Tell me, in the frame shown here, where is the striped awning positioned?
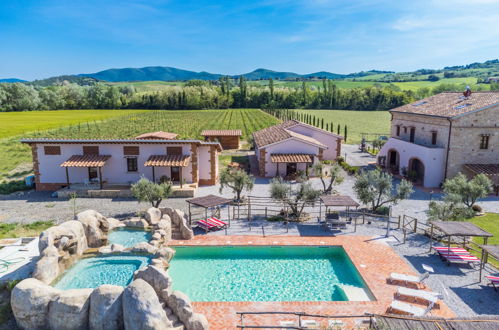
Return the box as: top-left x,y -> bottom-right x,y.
144,155 -> 190,167
464,164 -> 499,176
270,153 -> 314,163
61,155 -> 111,167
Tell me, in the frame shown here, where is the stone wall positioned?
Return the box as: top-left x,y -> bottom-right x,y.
391,112 -> 451,148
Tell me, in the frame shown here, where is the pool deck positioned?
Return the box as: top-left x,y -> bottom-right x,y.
170,235 -> 455,329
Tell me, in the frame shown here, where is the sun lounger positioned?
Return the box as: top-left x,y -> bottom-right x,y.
396,287 -> 442,305
486,275 -> 499,291
388,272 -> 429,287
389,300 -> 434,316
206,217 -> 228,229
301,319 -> 318,328
433,246 -> 469,254
196,219 -> 218,232
442,253 -> 480,265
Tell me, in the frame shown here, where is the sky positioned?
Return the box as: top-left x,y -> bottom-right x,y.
1,0 -> 499,80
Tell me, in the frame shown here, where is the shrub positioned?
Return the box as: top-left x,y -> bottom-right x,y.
131,177 -> 172,208
472,204 -> 483,213
0,180 -> 31,195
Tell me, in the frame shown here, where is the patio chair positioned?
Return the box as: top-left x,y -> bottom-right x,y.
388,300 -> 434,316
206,217 -> 228,229
486,275 -> 499,291
388,272 -> 429,288
396,287 -> 442,305
196,219 -> 218,232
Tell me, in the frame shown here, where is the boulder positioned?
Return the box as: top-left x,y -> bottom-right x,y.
152,232 -> 161,240
167,290 -> 194,325
131,242 -> 157,254
149,239 -> 161,247
89,285 -> 124,330
11,278 -> 61,330
134,265 -> 173,298
48,288 -> 93,330
39,220 -> 88,256
107,217 -> 125,230
157,217 -> 172,242
33,245 -> 61,284
155,247 -> 175,262
150,258 -> 169,270
124,218 -> 149,229
98,244 -> 124,254
187,313 -> 210,330
145,208 -> 162,225
122,279 -> 171,329
77,210 -> 110,248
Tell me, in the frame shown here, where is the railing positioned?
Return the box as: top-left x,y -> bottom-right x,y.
237,311 -> 374,329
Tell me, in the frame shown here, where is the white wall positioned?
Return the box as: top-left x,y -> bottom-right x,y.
378,138 -> 446,187
286,124 -> 340,160
263,139 -> 320,177
198,145 -> 211,181
36,143 -> 206,185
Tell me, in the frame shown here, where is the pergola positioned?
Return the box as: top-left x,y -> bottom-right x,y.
428,221 -> 493,268
186,194 -> 233,226
479,245 -> 499,282
60,154 -> 111,189
270,153 -> 314,177
319,195 -> 360,220
144,155 -> 190,187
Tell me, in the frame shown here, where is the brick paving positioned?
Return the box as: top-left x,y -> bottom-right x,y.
170,235 -> 455,329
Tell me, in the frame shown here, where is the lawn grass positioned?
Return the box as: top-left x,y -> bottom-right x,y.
470,213 -> 499,267
0,109 -> 279,184
296,109 -> 391,144
0,221 -> 54,239
0,109 -> 148,139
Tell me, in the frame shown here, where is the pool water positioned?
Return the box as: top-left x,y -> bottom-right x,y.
168,246 -> 371,302
108,228 -> 152,248
54,255 -> 151,290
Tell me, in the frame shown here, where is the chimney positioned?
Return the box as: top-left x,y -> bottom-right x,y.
463,86 -> 472,98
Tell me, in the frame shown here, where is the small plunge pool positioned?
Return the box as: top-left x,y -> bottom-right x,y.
54,254 -> 152,290
108,228 -> 152,248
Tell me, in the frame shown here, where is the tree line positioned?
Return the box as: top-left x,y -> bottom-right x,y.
1,77 -> 494,112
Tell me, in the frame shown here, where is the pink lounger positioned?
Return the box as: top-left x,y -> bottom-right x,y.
486,275 -> 499,291
206,217 -> 228,228
433,247 -> 469,254
442,254 -> 480,264
197,219 -> 218,232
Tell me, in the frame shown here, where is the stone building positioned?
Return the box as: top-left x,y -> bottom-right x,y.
378,92 -> 499,188
253,120 -> 343,177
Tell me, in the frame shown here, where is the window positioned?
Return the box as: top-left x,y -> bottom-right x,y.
83,146 -> 99,155
123,146 -> 139,155
126,157 -> 138,172
431,131 -> 437,145
480,135 -> 490,149
409,127 -> 415,143
396,125 -> 400,136
167,146 -> 182,155
44,146 -> 61,155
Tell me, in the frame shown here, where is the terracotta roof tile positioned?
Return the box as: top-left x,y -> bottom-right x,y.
135,131 -> 178,140
253,120 -> 333,148
391,92 -> 499,118
201,130 -> 242,136
60,155 -> 111,167
270,153 -> 314,163
144,155 -> 190,167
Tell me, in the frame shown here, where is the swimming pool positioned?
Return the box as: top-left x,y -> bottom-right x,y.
108,228 -> 152,248
168,246 -> 372,302
54,255 -> 151,290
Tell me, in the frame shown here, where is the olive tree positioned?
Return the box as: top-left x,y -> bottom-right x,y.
270,178 -> 321,220
443,173 -> 492,208
131,177 -> 172,208
219,168 -> 254,202
353,169 -> 413,212
314,162 -> 344,195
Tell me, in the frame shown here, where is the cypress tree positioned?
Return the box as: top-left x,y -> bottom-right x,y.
330,122 -> 334,132
337,124 -> 340,134
321,118 -> 324,129
344,125 -> 348,142
326,123 -> 329,131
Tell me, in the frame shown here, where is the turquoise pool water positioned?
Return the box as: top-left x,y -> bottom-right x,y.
168,246 -> 371,302
54,255 -> 151,290
108,228 -> 152,248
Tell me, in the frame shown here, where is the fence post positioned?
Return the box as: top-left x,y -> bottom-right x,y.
403,228 -> 407,244
362,211 -> 365,224
397,215 -> 401,229
286,221 -> 289,233
247,197 -> 251,221
414,218 -> 418,233
354,217 -> 357,232
265,207 -> 268,220
262,225 -> 265,237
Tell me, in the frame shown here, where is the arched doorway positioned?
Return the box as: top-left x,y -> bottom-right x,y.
408,158 -> 425,184
387,149 -> 399,173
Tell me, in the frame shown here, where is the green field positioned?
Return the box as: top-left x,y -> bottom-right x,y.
0,109 -> 148,139
0,109 -> 279,184
471,213 -> 499,267
296,109 -> 390,144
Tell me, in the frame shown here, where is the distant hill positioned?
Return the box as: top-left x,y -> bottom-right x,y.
28,75 -> 99,87
79,66 -> 222,82
0,78 -> 26,83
